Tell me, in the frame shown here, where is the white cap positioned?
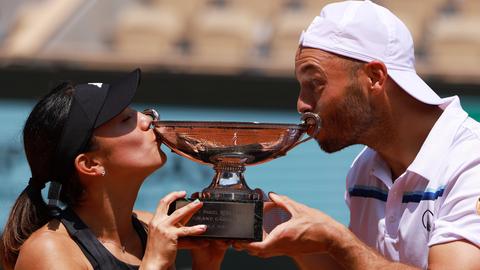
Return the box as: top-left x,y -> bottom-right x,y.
299,0 -> 442,105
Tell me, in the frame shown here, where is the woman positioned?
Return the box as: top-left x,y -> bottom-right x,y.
0,69 -> 227,270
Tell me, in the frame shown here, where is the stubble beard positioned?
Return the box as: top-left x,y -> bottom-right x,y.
318,78 -> 377,153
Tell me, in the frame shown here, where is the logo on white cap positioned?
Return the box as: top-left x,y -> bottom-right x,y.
88,83 -> 103,88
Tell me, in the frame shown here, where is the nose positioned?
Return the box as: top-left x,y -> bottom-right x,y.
140,109 -> 159,131
138,112 -> 152,131
297,89 -> 313,114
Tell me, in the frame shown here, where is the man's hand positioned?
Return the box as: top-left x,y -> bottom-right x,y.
233,193 -> 480,270
233,192 -> 345,258
232,192 -> 414,270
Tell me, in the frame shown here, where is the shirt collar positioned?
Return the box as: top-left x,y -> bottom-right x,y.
371,152 -> 394,189
407,96 -> 468,181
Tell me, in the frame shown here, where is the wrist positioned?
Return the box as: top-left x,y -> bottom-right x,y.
317,219 -> 349,254
325,224 -> 355,259
326,226 -> 388,269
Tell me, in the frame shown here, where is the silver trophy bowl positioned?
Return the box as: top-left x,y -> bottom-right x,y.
150,111 -> 321,201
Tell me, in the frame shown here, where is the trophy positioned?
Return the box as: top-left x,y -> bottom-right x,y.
147,109 -> 320,241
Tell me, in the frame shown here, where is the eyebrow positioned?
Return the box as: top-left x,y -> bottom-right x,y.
300,63 -> 317,74
297,62 -> 327,80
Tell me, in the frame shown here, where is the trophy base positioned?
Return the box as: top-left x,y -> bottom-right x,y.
168,198 -> 263,241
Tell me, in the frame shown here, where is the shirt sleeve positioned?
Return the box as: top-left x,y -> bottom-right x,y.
429,164 -> 480,248
345,176 -> 351,208
345,146 -> 370,229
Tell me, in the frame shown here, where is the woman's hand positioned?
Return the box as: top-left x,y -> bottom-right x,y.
140,191 -> 206,270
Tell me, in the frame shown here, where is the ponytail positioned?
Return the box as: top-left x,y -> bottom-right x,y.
0,82 -> 82,269
1,184 -> 49,268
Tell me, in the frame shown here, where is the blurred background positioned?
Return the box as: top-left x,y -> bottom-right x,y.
1,0 -> 480,269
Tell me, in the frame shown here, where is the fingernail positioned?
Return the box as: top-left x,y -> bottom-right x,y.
198,224 -> 207,230
193,198 -> 201,204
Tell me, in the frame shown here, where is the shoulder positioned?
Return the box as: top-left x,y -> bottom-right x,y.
442,117 -> 480,182
15,220 -> 90,270
443,109 -> 480,160
133,210 -> 153,225
350,146 -> 375,169
346,147 -> 376,183
451,117 -> 480,154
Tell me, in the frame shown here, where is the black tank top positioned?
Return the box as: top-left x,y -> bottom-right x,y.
59,207 -> 148,270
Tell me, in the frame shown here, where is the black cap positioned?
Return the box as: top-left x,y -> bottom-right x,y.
52,68 -> 141,183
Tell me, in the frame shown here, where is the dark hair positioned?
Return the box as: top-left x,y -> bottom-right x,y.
1,82 -> 88,268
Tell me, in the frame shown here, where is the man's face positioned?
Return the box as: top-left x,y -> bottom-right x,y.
295,47 -> 377,153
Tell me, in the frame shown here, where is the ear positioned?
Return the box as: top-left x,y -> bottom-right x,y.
365,61 -> 388,94
75,153 -> 103,177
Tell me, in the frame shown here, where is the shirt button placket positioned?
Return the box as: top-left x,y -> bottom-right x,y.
385,187 -> 400,237
387,215 -> 393,223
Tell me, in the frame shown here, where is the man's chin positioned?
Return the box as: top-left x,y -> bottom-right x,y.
317,139 -> 350,153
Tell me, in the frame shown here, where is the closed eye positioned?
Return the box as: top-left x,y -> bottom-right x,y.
311,79 -> 325,89
121,114 -> 132,123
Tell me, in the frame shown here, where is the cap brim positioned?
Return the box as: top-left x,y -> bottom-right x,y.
95,68 -> 141,128
388,69 -> 443,105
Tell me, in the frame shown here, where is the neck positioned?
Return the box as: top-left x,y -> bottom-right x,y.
366,88 -> 443,180
73,175 -> 143,243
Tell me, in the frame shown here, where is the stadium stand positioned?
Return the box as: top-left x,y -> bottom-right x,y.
426,15 -> 480,81
114,3 -> 185,58
0,0 -> 479,82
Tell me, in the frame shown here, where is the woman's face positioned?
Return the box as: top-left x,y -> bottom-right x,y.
90,107 -> 166,179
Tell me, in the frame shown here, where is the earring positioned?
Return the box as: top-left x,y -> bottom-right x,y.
101,170 -> 106,176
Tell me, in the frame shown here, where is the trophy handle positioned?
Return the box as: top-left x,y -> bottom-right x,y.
292,112 -> 321,147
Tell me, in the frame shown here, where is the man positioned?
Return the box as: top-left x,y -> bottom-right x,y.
235,1 -> 480,269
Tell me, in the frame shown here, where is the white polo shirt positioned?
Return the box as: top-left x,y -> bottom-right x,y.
346,96 -> 480,268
